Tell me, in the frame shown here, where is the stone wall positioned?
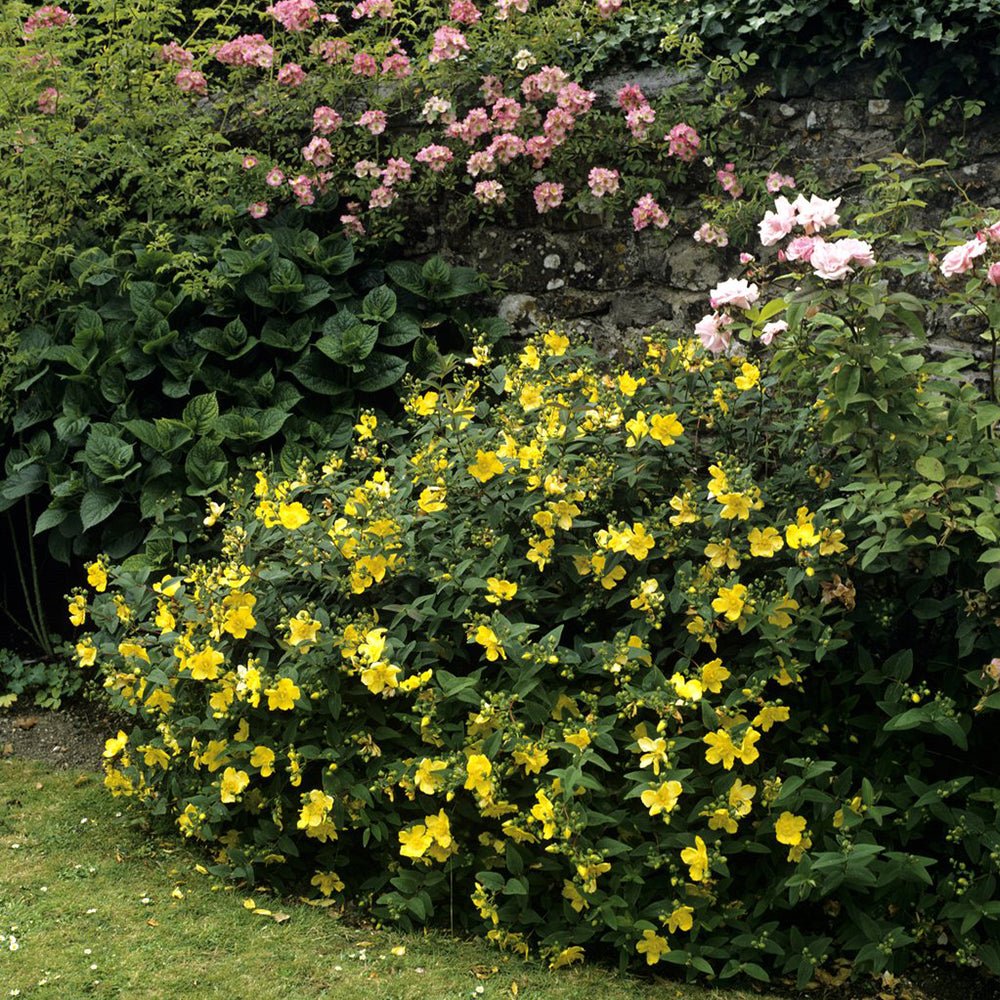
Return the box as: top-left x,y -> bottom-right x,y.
410,69 -> 1000,359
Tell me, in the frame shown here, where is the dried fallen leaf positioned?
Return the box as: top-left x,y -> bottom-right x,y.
13,717 -> 39,731
471,965 -> 498,980
271,912 -> 291,924
390,945 -> 406,957
252,908 -> 273,917
243,898 -> 257,910
74,775 -> 91,787
146,919 -> 159,927
35,782 -> 43,790
2,743 -> 13,756
171,887 -> 184,900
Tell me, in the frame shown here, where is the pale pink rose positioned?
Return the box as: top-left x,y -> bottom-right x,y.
302,136 -> 333,167
415,144 -> 454,172
793,194 -> 841,234
716,163 -> 743,199
533,181 -> 564,214
312,38 -> 350,63
37,86 -> 59,114
487,133 -> 524,164
587,167 -> 620,198
248,201 -> 269,218
175,69 -> 207,94
289,174 -> 315,206
625,104 -> 655,140
358,109 -> 387,135
313,106 -> 343,134
596,0 -> 622,16
739,253 -> 755,264
242,155 -> 258,170
695,313 -> 733,354
557,83 -> 596,116
766,171 -> 795,193
214,34 -> 274,68
709,278 -> 759,310
450,0 -> 481,22
354,159 -> 381,178
368,185 -> 397,209
341,213 -> 365,237
616,84 -> 646,112
428,25 -> 470,63
466,150 -> 496,177
836,238 -> 876,268
988,262 -> 1000,287
266,167 -> 285,187
473,180 -> 506,204
809,241 -> 855,281
267,0 -> 318,32
986,221 -> 1000,242
352,51 -> 378,76
277,62 -> 307,86
693,223 -> 728,248
760,319 -> 787,346
491,97 -> 522,128
666,123 -> 700,163
785,235 -> 820,262
940,237 -> 988,277
631,194 -> 669,231
758,195 -> 797,246
381,46 -> 412,78
481,74 -> 504,105
160,41 -> 194,67
381,157 -> 411,185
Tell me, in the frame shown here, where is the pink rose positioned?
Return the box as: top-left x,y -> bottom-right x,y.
988,262 -> 1000,287
758,196 -> 797,246
793,194 -> 841,234
695,313 -> 733,354
809,241 -> 854,282
785,235 -> 820,263
709,278 -> 759,310
760,319 -> 787,346
940,237 -> 988,277
248,202 -> 269,218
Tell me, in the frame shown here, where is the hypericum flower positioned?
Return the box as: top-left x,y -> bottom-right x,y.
668,905 -> 694,933
250,745 -> 276,777
288,611 -> 321,647
399,823 -> 433,858
485,578 -> 517,603
219,766 -> 250,803
748,526 -> 784,557
298,789 -> 334,829
640,780 -> 682,818
464,753 -> 493,797
186,645 -> 224,681
68,594 -> 87,627
414,757 -> 448,794
712,582 -> 748,621
636,929 -> 669,965
637,736 -> 669,775
775,810 -> 807,846
265,676 -> 301,711
278,501 -> 310,529
681,836 -> 710,881
474,624 -> 506,661
468,449 -> 505,482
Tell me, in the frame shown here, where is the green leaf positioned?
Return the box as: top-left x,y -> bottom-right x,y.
33,506 -> 69,534
360,285 -> 397,322
182,393 -> 221,435
80,486 -> 122,531
379,312 -> 422,347
354,352 -> 407,392
184,438 -> 228,494
316,317 -> 378,365
915,455 -> 945,482
84,430 -> 135,480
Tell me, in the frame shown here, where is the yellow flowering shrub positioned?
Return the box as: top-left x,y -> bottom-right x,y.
76,329 -> 1000,985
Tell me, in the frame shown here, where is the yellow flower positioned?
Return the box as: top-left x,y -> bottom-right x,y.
526,535 -> 554,570
250,745 -> 275,777
768,594 -> 799,629
564,727 -> 591,750
549,946 -> 585,970
485,578 -> 517,604
197,739 -> 230,773
360,660 -> 401,694
186,645 -> 224,681
704,729 -> 738,769
519,344 -> 541,370
203,500 -> 226,527
785,506 -> 820,549
615,522 -> 655,560
68,595 -> 87,627
748,525 -> 784,557
298,789 -> 334,829
707,807 -> 737,834
712,583 -> 748,622
704,539 -> 740,570
76,640 -> 98,667
288,611 -> 321,647
717,492 -> 752,520
399,823 -> 433,859
617,371 -> 642,396
669,492 -> 697,526
734,361 -> 761,391
264,677 -> 301,711
464,754 -> 493,798
700,658 -> 731,693
680,836 -> 710,882
425,808 -> 452,848
118,641 -> 150,663
103,730 -> 129,759
411,391 -> 439,416
530,789 -> 556,838
417,486 -> 447,513
354,413 -> 377,439
728,778 -> 756,817
562,881 -> 588,913
219,766 -> 249,804
543,330 -> 569,356
637,736 -> 669,775
311,871 -> 345,896
625,411 -> 648,447
223,605 -> 256,639
414,758 -> 448,794
753,704 -> 790,732
154,601 -> 176,634
775,811 -> 807,846
736,727 -> 761,766
819,526 -> 847,555
278,501 -> 310,529
475,625 -> 506,662
512,746 -> 549,775
649,412 -> 683,446
667,905 -> 694,933
86,560 -> 108,592
640,780 -> 682,818
468,449 -> 505,483
636,929 -> 670,965
707,464 -> 728,497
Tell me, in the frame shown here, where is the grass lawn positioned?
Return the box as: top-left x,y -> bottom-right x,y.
0,756 -> 784,1000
